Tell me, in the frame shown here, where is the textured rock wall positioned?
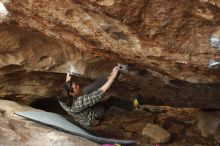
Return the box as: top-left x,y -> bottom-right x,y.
0,24 -> 113,103
0,0 -> 220,108
4,0 -> 220,83
0,100 -> 99,146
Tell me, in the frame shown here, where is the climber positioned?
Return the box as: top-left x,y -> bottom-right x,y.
57,65 -> 141,129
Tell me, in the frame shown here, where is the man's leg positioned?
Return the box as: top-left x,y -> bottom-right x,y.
102,96 -> 134,111
92,104 -> 105,120
82,76 -> 108,95
92,97 -> 133,124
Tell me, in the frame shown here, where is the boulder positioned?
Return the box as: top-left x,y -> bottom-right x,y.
0,100 -> 99,146
196,111 -> 220,137
196,111 -> 220,144
142,123 -> 171,143
0,0 -> 220,109
0,116 -> 99,146
1,24 -> 220,109
0,99 -> 41,117
4,0 -> 220,83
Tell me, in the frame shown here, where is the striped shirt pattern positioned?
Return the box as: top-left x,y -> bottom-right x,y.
59,88 -> 104,128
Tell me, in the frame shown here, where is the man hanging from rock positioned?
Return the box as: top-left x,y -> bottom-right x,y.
57,64 -> 140,129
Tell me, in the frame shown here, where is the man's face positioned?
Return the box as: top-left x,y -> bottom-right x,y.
71,82 -> 80,95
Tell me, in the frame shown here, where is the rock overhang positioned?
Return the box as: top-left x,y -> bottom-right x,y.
0,0 -> 220,109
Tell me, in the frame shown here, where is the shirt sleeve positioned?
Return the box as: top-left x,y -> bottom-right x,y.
58,100 -> 72,113
71,88 -> 104,113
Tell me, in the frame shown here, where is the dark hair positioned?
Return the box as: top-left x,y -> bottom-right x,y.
57,81 -> 73,107
58,81 -> 84,107
64,81 -> 73,93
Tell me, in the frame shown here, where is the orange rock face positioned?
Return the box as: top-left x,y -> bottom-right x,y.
4,0 -> 220,83
0,0 -> 220,108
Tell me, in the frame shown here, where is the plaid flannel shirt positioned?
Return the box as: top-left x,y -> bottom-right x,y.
59,88 -> 104,128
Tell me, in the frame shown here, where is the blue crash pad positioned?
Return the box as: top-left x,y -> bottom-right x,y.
15,111 -> 135,145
